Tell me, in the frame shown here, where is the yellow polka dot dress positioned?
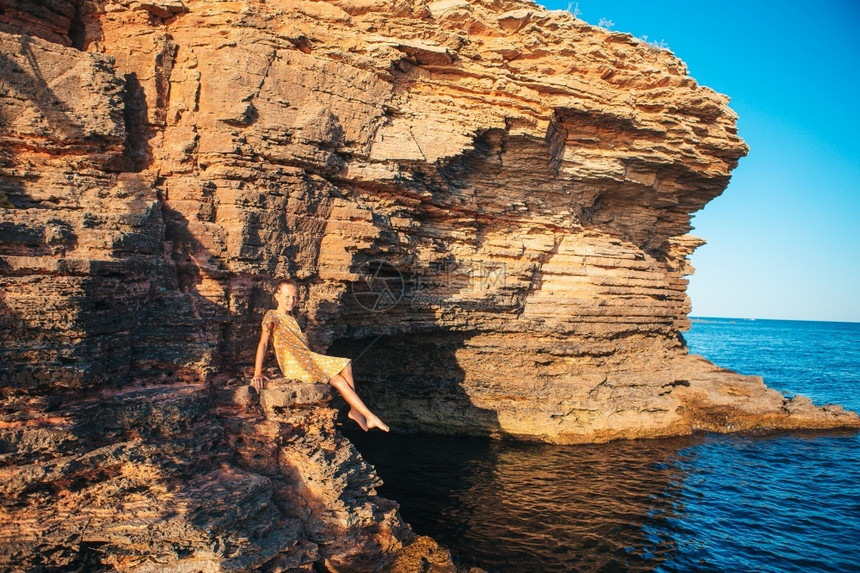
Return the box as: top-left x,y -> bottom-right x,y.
263,309 -> 350,383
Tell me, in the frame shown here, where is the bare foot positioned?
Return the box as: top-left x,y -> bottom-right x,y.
365,413 -> 390,432
348,408 -> 369,431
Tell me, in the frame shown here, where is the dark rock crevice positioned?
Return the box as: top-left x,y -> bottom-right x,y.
69,0 -> 86,50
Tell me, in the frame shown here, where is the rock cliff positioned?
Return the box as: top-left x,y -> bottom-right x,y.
1,0 -> 858,570
0,375 -> 432,571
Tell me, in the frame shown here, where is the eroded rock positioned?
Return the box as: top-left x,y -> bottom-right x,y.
1,0 -> 858,570
0,376 -> 434,571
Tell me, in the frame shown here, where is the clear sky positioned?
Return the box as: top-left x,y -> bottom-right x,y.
539,0 -> 860,322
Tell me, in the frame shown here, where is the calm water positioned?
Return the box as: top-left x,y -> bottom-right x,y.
348,318 -> 860,572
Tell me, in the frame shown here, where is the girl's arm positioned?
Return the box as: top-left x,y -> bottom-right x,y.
252,322 -> 272,389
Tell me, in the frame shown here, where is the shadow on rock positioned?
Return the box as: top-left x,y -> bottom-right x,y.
328,331 -> 503,438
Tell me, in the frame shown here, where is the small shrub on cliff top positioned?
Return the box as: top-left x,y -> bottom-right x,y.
565,3 -> 669,53
638,35 -> 670,53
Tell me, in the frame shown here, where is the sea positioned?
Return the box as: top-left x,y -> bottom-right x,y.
347,318 -> 860,572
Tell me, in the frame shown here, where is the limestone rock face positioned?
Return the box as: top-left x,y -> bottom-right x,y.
1,0 -> 859,569
0,374 -> 442,571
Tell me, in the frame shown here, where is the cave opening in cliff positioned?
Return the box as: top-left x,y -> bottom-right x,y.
327,332 -> 502,437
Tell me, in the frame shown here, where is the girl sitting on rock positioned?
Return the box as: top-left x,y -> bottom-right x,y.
252,279 -> 389,432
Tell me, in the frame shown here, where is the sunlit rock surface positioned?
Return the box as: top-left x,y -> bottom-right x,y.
0,374 -> 439,571
1,0 -> 858,570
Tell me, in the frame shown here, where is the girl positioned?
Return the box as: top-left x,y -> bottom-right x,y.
252,279 -> 389,432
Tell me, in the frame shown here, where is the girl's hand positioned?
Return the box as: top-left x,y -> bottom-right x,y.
252,374 -> 269,391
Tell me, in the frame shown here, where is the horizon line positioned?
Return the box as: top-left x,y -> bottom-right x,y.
689,315 -> 860,325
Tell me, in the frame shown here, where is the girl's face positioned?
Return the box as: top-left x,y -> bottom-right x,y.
277,284 -> 299,312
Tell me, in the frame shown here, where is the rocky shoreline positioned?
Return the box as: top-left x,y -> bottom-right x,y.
1,0 -> 858,570
1,376 -> 459,571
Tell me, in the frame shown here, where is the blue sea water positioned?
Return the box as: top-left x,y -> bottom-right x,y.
348,318 -> 860,572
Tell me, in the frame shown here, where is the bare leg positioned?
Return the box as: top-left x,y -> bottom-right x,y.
338,363 -> 364,427
340,363 -> 356,390
329,374 -> 389,432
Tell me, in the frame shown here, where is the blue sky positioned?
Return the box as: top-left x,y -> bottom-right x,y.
539,0 -> 860,322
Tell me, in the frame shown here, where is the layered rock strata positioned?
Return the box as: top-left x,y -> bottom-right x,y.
1,0 -> 858,569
